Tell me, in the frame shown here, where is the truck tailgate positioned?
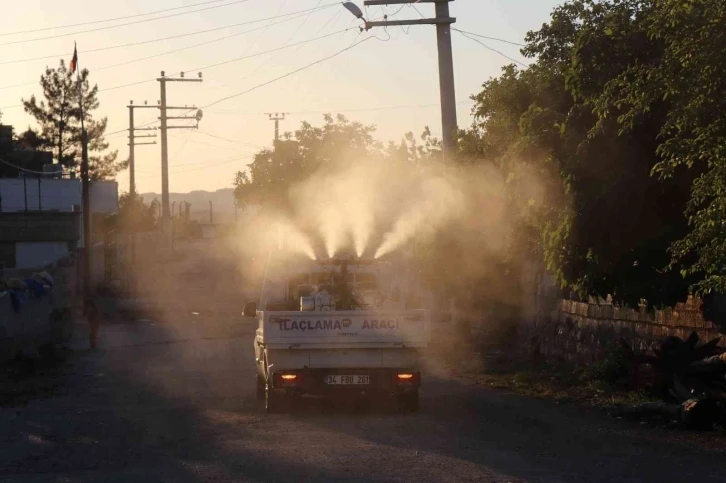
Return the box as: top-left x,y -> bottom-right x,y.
259,310 -> 429,349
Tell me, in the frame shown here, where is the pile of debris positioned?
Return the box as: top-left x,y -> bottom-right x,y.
616,332 -> 726,430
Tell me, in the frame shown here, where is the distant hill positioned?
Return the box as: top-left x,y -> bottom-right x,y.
141,188 -> 237,223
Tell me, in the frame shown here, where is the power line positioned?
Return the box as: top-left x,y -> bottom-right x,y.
106,32 -> 374,139
246,0 -> 312,80
0,157 -> 54,175
408,1 -> 425,20
0,0 -> 256,47
399,4 -> 524,49
387,0 -> 423,18
183,135 -> 259,152
0,3 -> 338,68
202,36 -> 376,109
456,30 -> 529,68
90,26 -> 358,95
195,130 -> 266,149
106,30 -> 374,140
401,3 -> 526,48
173,154 -> 255,173
93,8 -> 335,75
136,154 -> 254,178
0,0 -> 232,37
207,100 -> 474,116
452,28 -> 526,47
215,0 -> 290,88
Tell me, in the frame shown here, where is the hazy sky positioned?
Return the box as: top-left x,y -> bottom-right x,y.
0,0 -> 561,194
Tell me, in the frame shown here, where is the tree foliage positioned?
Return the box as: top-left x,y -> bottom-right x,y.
109,193 -> 159,233
14,127 -> 47,150
234,0 -> 726,305
589,0 -> 726,294
458,0 -> 717,306
234,114 -> 386,213
22,60 -> 124,180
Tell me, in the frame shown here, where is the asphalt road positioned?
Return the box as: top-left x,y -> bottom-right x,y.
1,239 -> 725,482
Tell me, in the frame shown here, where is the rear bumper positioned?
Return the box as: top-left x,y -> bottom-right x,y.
270,368 -> 420,396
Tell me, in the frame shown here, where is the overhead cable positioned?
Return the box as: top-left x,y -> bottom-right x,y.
0,3 -> 338,67
202,36 -> 376,109
0,0 -> 256,47
452,28 -> 526,47
456,30 -> 529,68
0,0 -> 233,37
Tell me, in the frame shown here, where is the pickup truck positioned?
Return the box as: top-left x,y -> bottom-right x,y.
247,253 -> 430,413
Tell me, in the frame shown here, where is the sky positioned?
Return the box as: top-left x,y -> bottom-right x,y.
0,0 -> 562,194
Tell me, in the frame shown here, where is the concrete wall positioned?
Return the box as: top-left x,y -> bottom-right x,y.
0,178 -> 118,214
523,294 -> 724,365
0,290 -> 53,361
0,211 -> 80,243
16,242 -> 69,269
0,259 -> 77,363
0,212 -> 79,269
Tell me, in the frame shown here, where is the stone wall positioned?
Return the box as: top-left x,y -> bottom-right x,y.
524,295 -> 724,365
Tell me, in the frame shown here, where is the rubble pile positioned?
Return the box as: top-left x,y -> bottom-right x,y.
616,332 -> 726,430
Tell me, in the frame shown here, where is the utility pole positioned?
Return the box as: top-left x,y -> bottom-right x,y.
127,100 -> 158,197
266,113 -> 288,142
209,200 -> 213,224
81,128 -> 90,301
157,70 -> 203,249
22,173 -> 27,211
359,1 -> 457,159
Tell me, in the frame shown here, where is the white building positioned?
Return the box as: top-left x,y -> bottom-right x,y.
0,178 -> 118,215
0,179 -> 119,271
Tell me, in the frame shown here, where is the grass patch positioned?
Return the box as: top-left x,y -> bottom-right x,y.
445,348 -> 660,409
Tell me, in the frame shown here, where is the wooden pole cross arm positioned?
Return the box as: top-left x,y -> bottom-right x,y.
366,18 -> 455,29
364,0 -> 452,5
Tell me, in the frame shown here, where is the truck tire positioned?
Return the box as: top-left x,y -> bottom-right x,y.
256,374 -> 265,401
397,391 -> 419,413
265,384 -> 287,414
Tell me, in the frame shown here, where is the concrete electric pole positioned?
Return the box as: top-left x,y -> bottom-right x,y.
127,100 -> 158,197
350,1 -> 457,159
266,113 -> 288,142
157,71 -> 204,248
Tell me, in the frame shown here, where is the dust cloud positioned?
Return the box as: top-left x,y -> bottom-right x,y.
110,150 -> 554,412
228,151 -> 553,320
283,156 -> 530,266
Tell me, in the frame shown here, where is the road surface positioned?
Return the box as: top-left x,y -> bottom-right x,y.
1,239 -> 724,482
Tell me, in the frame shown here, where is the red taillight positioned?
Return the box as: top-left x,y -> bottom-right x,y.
274,373 -> 300,387
394,372 -> 419,385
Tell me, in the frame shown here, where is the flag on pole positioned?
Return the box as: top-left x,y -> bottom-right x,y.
70,43 -> 78,74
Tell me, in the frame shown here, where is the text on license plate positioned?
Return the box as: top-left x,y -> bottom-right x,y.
325,375 -> 369,385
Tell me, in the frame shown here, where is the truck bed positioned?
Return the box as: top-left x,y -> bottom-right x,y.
255,310 -> 430,349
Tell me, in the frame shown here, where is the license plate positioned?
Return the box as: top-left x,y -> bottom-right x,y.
325,375 -> 369,385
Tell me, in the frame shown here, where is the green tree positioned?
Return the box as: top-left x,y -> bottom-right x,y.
14,127 -> 47,150
458,0 -> 698,306
22,60 -> 124,180
233,114 -> 382,213
590,0 -> 726,294
111,192 -> 159,233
